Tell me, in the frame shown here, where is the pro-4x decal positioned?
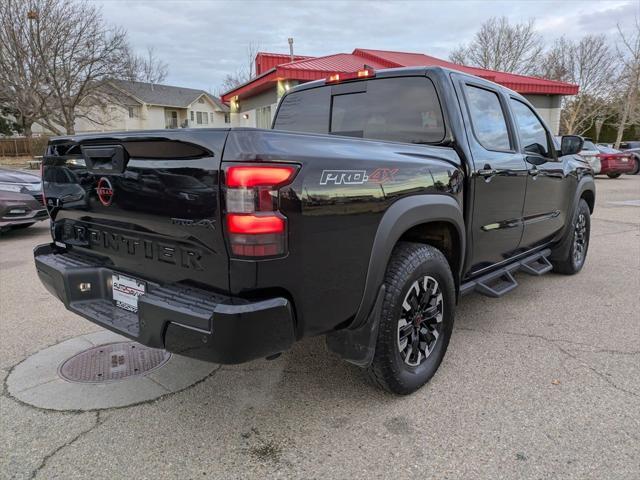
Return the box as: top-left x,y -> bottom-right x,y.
320,168 -> 399,185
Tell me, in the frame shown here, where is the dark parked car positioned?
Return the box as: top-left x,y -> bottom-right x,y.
0,190 -> 48,232
619,141 -> 640,150
35,66 -> 595,394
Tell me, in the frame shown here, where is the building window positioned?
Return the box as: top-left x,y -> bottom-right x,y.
202,112 -> 208,125
190,111 -> 194,121
196,111 -> 202,124
256,106 -> 272,129
210,112 -> 214,123
198,97 -> 205,104
128,106 -> 136,118
224,113 -> 230,124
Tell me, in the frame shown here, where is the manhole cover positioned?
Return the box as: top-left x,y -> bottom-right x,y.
59,342 -> 171,383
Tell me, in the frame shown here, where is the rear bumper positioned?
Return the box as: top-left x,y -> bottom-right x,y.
600,159 -> 635,174
0,209 -> 47,228
34,244 -> 295,364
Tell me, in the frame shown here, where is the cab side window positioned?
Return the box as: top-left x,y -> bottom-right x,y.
465,85 -> 511,151
510,99 -> 553,158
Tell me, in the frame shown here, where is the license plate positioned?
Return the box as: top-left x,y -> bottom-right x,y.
112,274 -> 146,313
621,158 -> 628,162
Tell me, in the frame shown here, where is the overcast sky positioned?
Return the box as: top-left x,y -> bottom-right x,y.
94,0 -> 639,93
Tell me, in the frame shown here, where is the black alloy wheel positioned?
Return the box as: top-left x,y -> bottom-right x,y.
397,275 -> 444,367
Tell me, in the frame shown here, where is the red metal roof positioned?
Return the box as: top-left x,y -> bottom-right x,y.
355,49 -> 579,95
279,53 -> 388,73
221,48 -> 578,102
255,52 -> 314,76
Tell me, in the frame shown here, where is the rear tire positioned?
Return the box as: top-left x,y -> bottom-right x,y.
628,157 -> 640,175
551,199 -> 590,275
607,173 -> 621,179
366,242 -> 455,395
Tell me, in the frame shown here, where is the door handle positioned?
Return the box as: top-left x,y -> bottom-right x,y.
477,166 -> 498,179
528,167 -> 539,177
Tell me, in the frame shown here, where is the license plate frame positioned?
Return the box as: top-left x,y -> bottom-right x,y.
112,273 -> 146,313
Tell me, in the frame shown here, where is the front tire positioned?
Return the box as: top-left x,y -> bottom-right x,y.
607,173 -> 621,179
367,242 -> 455,395
551,199 -> 591,275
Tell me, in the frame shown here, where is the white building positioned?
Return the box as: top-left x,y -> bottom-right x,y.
33,80 -> 230,134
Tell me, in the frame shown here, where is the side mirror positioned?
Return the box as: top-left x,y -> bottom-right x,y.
560,135 -> 583,156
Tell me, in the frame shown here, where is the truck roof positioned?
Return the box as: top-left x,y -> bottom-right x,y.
287,65 -> 524,100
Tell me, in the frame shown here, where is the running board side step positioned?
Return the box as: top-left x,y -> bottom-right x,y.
460,248 -> 552,298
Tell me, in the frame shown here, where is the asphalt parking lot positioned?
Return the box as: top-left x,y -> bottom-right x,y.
1,175 -> 639,480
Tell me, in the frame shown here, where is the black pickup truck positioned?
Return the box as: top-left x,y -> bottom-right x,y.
35,67 -> 595,394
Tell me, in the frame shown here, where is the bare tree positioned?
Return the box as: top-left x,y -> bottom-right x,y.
218,41 -> 261,94
0,0 -> 53,136
538,35 -> 618,135
1,0 -> 136,135
613,19 -> 640,148
449,17 -> 543,75
34,0 -> 133,134
129,47 -> 169,84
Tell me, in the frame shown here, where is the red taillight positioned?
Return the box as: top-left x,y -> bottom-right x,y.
224,163 -> 297,258
226,166 -> 296,187
227,214 -> 285,234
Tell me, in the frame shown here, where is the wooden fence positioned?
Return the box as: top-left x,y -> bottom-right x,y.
0,137 -> 49,157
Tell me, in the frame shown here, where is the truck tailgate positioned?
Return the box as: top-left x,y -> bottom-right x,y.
43,129 -> 230,293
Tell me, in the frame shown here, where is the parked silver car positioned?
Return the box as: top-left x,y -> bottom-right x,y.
579,139 -> 601,174
0,190 -> 47,232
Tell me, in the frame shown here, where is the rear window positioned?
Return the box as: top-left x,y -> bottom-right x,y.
274,76 -> 445,144
273,87 -> 330,133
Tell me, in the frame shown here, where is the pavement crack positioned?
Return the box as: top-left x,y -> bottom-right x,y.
592,227 -> 639,238
220,365 -> 310,375
146,375 -> 174,392
457,326 -> 640,399
456,327 -> 608,354
592,217 -> 640,227
555,343 -> 640,399
29,411 -> 105,480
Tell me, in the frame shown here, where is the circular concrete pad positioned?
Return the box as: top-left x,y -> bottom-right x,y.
7,330 -> 218,411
